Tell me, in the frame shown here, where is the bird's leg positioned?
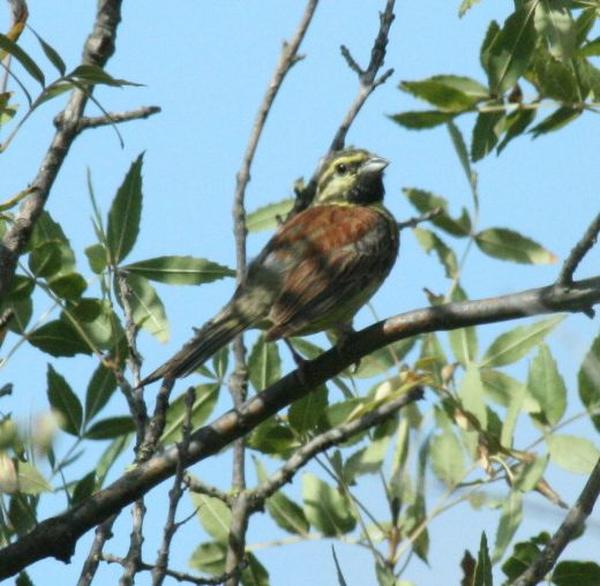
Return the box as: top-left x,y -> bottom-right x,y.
283,338 -> 309,386
331,322 -> 361,373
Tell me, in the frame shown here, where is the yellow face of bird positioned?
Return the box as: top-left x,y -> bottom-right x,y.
314,149 -> 389,206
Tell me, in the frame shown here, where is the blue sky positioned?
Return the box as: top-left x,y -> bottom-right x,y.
2,1 -> 600,584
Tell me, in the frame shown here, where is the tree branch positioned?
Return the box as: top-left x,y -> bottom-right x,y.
557,211 -> 600,287
513,457 -> 600,586
54,105 -> 161,132
1,276 -> 599,578
0,0 -> 123,299
247,385 -> 423,506
226,1 -> 319,582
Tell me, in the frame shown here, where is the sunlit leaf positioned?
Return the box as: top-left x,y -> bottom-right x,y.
68,64 -> 142,87
527,343 -> 566,426
389,111 -> 456,130
123,256 -> 234,285
0,33 -> 45,86
289,385 -> 328,434
430,431 -> 465,486
481,316 -> 564,368
493,491 -> 522,563
413,227 -> 458,278
16,462 -> 52,494
191,492 -> 232,543
85,417 -> 135,440
400,75 -> 487,112
189,541 -> 226,575
247,199 -> 294,233
248,334 -> 281,392
547,434 -> 600,474
534,0 -> 576,61
29,320 -> 90,356
530,106 -> 581,138
471,111 -> 504,161
475,227 -> 557,264
579,333 -> 600,432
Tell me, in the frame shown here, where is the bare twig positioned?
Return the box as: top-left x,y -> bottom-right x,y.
54,105 -> 161,132
185,475 -> 233,506
102,553 -> 244,585
557,211 -> 600,286
120,499 -> 146,585
248,386 -> 423,505
152,387 -> 196,586
513,458 -> 600,586
397,208 -> 443,231
2,276 -> 600,578
226,2 -> 319,583
293,0 -> 396,213
329,0 -> 396,152
77,515 -> 117,586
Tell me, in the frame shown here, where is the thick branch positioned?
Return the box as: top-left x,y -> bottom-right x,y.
513,457 -> 600,586
1,276 -> 599,578
0,0 -> 123,299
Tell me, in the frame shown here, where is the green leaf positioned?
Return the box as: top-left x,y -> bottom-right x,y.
241,553 -> 269,586
481,21 -> 501,75
502,533 -> 548,580
413,227 -> 458,279
497,108 -> 536,154
30,212 -> 76,273
553,561 -> 600,586
481,316 -> 564,368
85,416 -> 135,440
0,33 -> 45,87
254,459 -> 310,535
248,334 -> 281,392
67,298 -> 123,352
501,382 -> 526,449
389,111 -> 456,130
579,37 -> 600,58
475,227 -> 557,264
161,383 -> 220,444
16,462 -> 52,494
400,75 -> 487,111
47,364 -> 83,436
459,364 -> 487,428
486,3 -> 538,95
493,491 -> 523,563
534,0 -> 576,61
530,106 -> 581,138
29,320 -> 91,356
579,333 -> 600,432
29,28 -> 66,75
447,120 -> 478,209
85,363 -> 117,422
29,242 -> 63,278
459,0 -> 482,17
106,154 -> 144,265
85,244 -> 107,274
527,344 -> 566,425
289,385 -> 328,434
15,572 -> 34,586
448,286 -> 478,365
1,276 -> 34,334
72,471 -> 97,505
123,256 -> 234,285
527,48 -> 579,102
344,431 -> 392,482
189,541 -> 226,575
48,272 -> 87,300
67,64 -> 142,87
430,431 -> 465,486
247,419 -> 299,457
302,473 -> 356,536
513,454 -> 549,492
96,434 -> 132,487
351,337 -> 416,378
474,532 -> 493,586
548,434 -> 600,474
471,110 -> 504,162
191,492 -> 232,543
247,199 -> 294,233
119,274 -> 169,342
403,188 -> 471,237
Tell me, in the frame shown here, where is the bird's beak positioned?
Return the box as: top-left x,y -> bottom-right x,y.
360,156 -> 389,175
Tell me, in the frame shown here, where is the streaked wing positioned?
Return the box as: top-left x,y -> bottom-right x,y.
262,205 -> 398,340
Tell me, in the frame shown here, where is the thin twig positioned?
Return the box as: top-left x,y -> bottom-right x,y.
54,105 -> 161,132
152,387 -> 196,586
2,276 -> 600,578
294,0 -> 396,213
77,515 -> 117,586
226,2 -> 319,583
513,458 -> 600,586
102,553 -> 244,585
248,387 -> 423,505
120,499 -> 146,585
0,0 -> 124,299
397,208 -> 443,231
185,475 -> 233,506
557,211 -> 600,286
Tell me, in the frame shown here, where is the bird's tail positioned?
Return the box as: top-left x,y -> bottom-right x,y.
139,304 -> 252,387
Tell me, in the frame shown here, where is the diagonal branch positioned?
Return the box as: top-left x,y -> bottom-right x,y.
557,211 -> 600,286
513,457 -> 600,586
0,0 -> 125,299
1,275 -> 600,578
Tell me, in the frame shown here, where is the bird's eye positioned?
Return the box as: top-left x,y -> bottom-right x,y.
336,163 -> 348,175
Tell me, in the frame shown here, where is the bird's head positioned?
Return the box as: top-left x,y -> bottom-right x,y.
314,149 -> 389,206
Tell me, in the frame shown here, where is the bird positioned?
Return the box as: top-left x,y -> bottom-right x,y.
139,148 -> 399,387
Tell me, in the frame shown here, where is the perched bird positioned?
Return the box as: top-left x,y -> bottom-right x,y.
140,149 -> 399,386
